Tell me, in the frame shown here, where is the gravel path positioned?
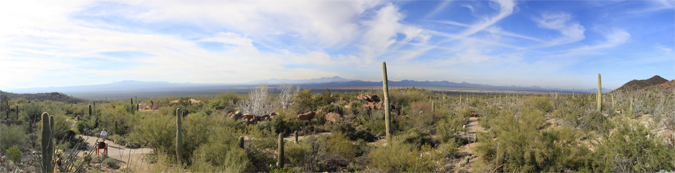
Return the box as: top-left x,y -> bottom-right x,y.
77,135 -> 153,171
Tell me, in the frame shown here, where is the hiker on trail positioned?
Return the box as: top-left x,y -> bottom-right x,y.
100,129 -> 107,141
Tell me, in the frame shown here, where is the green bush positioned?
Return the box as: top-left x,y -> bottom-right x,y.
523,96 -> 553,112
321,132 -> 357,161
190,132 -> 251,172
284,143 -> 306,167
6,146 -> 21,163
590,118 -> 675,172
469,99 -> 486,107
111,134 -> 124,144
102,158 -> 118,168
0,126 -> 26,152
474,108 -> 592,172
583,110 -> 612,134
368,142 -> 438,172
130,112 -> 176,153
396,128 -> 437,149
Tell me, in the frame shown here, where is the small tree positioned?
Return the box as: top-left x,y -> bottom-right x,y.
279,83 -> 294,109
239,83 -> 275,116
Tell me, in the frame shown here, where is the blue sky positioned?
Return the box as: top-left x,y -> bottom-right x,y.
0,0 -> 673,91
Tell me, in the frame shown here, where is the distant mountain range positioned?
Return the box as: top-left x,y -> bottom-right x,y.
2,76 -> 616,100
249,76 -> 354,84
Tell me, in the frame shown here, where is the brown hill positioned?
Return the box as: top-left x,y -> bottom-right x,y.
0,91 -> 87,104
615,75 -> 669,91
644,80 -> 675,91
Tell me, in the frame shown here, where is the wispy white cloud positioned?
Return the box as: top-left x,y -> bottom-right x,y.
425,0 -> 453,18
531,12 -> 586,48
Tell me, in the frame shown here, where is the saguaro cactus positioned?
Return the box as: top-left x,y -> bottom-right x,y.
239,136 -> 245,149
432,101 -> 435,113
294,131 -> 299,144
88,104 -> 92,116
130,98 -> 134,113
114,120 -> 118,135
382,61 -> 391,143
277,134 -> 284,168
137,103 -> 139,112
41,112 -> 54,173
597,73 -> 602,112
176,108 -> 183,165
629,98 -> 633,117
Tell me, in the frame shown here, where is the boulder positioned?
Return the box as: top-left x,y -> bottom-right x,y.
357,93 -> 380,102
297,111 -> 316,121
229,112 -> 243,120
326,112 -> 342,123
261,114 -> 271,121
243,114 -> 255,121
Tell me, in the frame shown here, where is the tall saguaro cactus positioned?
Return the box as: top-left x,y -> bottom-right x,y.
41,112 -> 54,173
382,62 -> 391,143
597,73 -> 602,112
176,108 -> 183,165
88,104 -> 92,116
277,134 -> 284,168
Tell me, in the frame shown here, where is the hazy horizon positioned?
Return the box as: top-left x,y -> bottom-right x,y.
0,0 -> 673,91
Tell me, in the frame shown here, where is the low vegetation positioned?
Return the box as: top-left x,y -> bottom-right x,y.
0,77 -> 673,172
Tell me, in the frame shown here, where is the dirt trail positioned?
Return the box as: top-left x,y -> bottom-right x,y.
77,135 -> 153,171
457,117 -> 485,172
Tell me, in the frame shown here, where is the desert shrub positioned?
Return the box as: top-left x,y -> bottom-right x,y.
285,143 -> 306,167
181,111 -> 217,163
215,92 -> 241,105
396,128 -> 437,149
0,126 -> 26,152
23,102 -> 42,131
469,99 -> 487,107
130,112 -> 176,154
111,134 -> 124,144
190,128 -> 251,172
322,104 -> 344,115
293,89 -> 316,113
408,101 -> 432,116
321,132 -> 357,161
590,118 -> 675,172
523,96 -> 554,112
7,146 -> 21,163
474,108 -> 593,172
582,110 -> 612,134
436,111 -> 467,144
102,157 -> 118,168
368,142 -> 438,172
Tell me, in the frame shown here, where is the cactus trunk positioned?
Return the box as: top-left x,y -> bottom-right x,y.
277,134 -> 284,168
294,131 -> 299,144
597,73 -> 602,112
176,108 -> 183,165
88,104 -> 92,117
629,98 -> 633,117
239,136 -> 245,149
41,112 -> 54,173
114,120 -> 118,135
382,62 -> 391,143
